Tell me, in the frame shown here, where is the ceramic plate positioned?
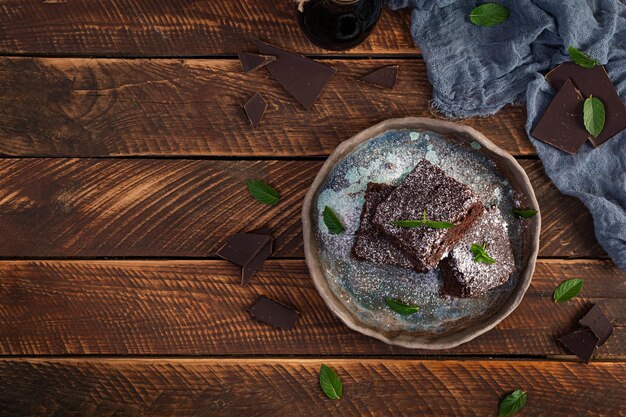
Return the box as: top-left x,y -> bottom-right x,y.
302,117 -> 540,349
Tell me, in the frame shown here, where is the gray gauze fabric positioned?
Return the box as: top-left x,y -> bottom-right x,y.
387,0 -> 626,270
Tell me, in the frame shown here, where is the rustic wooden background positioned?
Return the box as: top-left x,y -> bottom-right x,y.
0,1 -> 624,416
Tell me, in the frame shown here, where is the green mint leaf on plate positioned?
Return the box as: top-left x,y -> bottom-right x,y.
553,278 -> 583,303
385,297 -> 419,315
498,389 -> 527,417
393,210 -> 455,229
567,46 -> 598,68
323,206 -> 345,235
471,243 -> 496,264
246,179 -> 279,206
319,364 -> 343,400
583,96 -> 606,138
469,3 -> 509,27
513,208 -> 538,218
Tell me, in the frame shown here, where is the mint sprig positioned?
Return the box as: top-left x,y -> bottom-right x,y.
583,95 -> 606,138
513,208 -> 538,218
567,46 -> 598,68
469,3 -> 509,27
553,278 -> 583,303
319,364 -> 343,400
498,389 -> 527,417
323,206 -> 345,235
393,210 -> 455,229
471,242 -> 496,264
246,179 -> 279,206
385,297 -> 419,315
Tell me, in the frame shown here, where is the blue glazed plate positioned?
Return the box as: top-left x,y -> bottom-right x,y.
302,118 -> 540,349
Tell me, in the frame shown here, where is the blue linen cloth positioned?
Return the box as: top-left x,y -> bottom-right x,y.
387,0 -> 626,270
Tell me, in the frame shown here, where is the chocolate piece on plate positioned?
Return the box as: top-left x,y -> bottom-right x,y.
373,159 -> 484,272
359,65 -> 398,89
353,183 -> 414,269
559,327 -> 599,364
530,79 -> 588,154
440,206 -> 515,298
238,51 -> 276,73
253,39 -> 336,110
579,304 -> 613,346
244,92 -> 268,128
546,62 -> 626,147
217,231 -> 273,286
247,296 -> 299,329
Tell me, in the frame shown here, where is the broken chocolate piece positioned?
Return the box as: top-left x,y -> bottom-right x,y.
244,92 -> 267,128
241,237 -> 272,286
247,296 -> 299,329
353,183 -> 414,269
531,79 -> 588,154
238,51 -> 276,73
546,63 -> 626,147
253,39 -> 336,110
359,65 -> 398,89
579,304 -> 613,346
217,232 -> 273,286
372,160 -> 484,272
559,327 -> 599,363
440,206 -> 515,298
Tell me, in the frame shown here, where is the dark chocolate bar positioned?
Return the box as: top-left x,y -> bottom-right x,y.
559,327 -> 599,364
247,296 -> 299,330
359,65 -> 398,89
238,51 -> 276,73
579,304 -> 613,346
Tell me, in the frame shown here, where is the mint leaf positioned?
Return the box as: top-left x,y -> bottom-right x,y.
554,278 -> 583,303
513,209 -> 538,218
385,297 -> 419,315
424,220 -> 456,229
567,46 -> 598,68
498,389 -> 527,417
323,206 -> 345,234
393,210 -> 455,229
469,3 -> 509,27
246,179 -> 279,206
471,243 -> 496,264
319,364 -> 343,400
583,96 -> 606,138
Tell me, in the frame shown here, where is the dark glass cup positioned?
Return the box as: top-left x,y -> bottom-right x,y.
296,0 -> 384,51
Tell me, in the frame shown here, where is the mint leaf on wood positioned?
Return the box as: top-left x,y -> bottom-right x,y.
471,243 -> 496,264
567,46 -> 598,68
513,208 -> 538,218
393,210 -> 455,229
498,389 -> 527,417
469,3 -> 509,27
319,364 -> 343,400
246,179 -> 279,206
385,298 -> 419,315
583,96 -> 606,138
554,278 -> 583,303
323,206 -> 345,234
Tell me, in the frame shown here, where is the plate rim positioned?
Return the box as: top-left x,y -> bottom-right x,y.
301,117 -> 541,350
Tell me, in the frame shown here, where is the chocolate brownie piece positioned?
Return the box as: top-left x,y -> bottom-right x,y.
373,160 -> 484,271
353,183 -> 414,268
439,207 -> 515,298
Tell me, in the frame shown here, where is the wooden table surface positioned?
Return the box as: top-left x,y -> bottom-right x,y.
0,1 -> 624,416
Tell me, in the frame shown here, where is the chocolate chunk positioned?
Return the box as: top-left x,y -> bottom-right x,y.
244,92 -> 267,128
253,39 -> 336,110
217,232 -> 273,286
238,51 -> 276,73
247,296 -> 299,329
359,65 -> 398,89
440,207 -> 515,298
353,183 -> 414,269
559,327 -> 599,364
531,79 -> 588,154
373,160 -> 484,272
546,63 -> 626,147
579,304 -> 613,346
241,237 -> 272,286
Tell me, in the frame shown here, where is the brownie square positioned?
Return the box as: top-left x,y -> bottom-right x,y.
373,160 -> 484,271
439,206 -> 515,298
353,183 -> 414,269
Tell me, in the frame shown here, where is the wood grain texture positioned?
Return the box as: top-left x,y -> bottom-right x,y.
1,358 -> 624,416
0,159 -> 605,258
0,259 -> 623,356
0,0 -> 415,56
0,57 -> 533,157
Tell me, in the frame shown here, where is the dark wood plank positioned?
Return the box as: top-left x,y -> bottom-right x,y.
0,57 -> 533,157
0,0 -> 415,56
0,159 -> 605,258
0,259 -> 623,356
1,358 -> 624,416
